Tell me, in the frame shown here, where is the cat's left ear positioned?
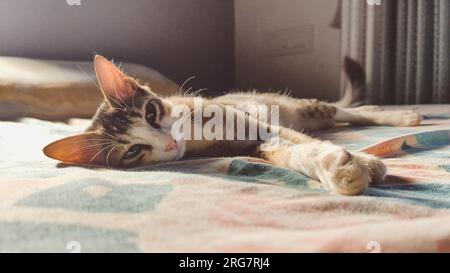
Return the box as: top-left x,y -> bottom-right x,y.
43,132 -> 112,166
94,55 -> 138,105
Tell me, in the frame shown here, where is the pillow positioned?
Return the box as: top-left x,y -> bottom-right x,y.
0,56 -> 180,121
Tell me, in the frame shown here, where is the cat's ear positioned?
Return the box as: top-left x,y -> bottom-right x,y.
43,132 -> 112,165
94,55 -> 138,105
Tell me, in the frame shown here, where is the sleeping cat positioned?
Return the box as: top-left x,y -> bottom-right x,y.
43,55 -> 422,195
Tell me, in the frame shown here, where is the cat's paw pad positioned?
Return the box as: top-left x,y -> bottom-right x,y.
353,152 -> 387,183
317,146 -> 370,195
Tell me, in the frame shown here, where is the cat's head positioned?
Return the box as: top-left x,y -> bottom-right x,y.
43,55 -> 185,168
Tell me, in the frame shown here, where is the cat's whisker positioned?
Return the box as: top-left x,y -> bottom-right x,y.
74,141 -> 114,150
67,141 -> 114,157
184,87 -> 193,97
101,131 -> 121,141
279,88 -> 292,97
113,87 -> 133,113
178,76 -> 196,96
178,108 -> 197,124
105,89 -> 128,112
191,88 -> 207,97
121,144 -> 129,153
76,64 -> 125,111
105,144 -> 120,169
76,65 -> 102,92
76,64 -> 121,110
69,141 -> 113,152
102,92 -> 124,111
131,88 -> 137,110
72,138 -> 115,144
89,143 -> 117,164
192,113 -> 203,124
76,65 -> 122,112
185,87 -> 205,98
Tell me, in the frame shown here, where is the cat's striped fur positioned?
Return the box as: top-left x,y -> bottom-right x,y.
44,55 -> 421,195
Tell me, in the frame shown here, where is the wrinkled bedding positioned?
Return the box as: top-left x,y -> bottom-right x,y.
0,105 -> 449,252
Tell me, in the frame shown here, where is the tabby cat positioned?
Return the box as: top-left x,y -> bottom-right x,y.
44,55 -> 422,195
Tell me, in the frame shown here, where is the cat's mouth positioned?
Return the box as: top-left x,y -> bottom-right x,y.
165,139 -> 178,152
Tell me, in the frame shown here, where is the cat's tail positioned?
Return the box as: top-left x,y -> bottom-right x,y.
334,56 -> 366,107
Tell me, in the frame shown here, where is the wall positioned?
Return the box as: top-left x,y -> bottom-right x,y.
0,0 -> 342,100
0,0 -> 234,95
235,0 -> 341,101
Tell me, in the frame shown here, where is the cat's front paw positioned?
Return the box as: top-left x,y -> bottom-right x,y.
353,151 -> 387,183
315,144 -> 371,195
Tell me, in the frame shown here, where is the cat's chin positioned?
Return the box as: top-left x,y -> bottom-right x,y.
174,140 -> 186,160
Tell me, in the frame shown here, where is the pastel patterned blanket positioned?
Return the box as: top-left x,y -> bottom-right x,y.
0,106 -> 449,252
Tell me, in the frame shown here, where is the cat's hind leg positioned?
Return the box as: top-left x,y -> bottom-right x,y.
334,107 -> 422,127
351,105 -> 381,112
280,100 -> 337,131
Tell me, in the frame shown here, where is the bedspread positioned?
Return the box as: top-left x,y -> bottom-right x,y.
0,105 -> 449,252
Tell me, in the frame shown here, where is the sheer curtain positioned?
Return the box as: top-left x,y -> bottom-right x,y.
336,0 -> 449,104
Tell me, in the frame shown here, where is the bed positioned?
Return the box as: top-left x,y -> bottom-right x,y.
0,105 -> 449,253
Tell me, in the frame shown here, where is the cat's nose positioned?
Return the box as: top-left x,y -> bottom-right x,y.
165,140 -> 178,152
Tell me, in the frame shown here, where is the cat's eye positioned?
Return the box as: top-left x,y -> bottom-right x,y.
123,144 -> 143,160
145,100 -> 160,128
